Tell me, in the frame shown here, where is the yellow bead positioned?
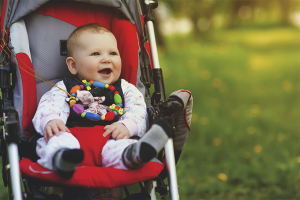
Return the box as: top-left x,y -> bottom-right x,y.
109,104 -> 115,109
82,80 -> 87,83
105,84 -> 109,88
87,86 -> 91,90
101,115 -> 105,120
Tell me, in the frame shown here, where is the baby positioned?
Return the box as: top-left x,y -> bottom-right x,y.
33,23 -> 171,179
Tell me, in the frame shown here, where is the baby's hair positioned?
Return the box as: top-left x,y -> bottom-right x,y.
67,23 -> 111,57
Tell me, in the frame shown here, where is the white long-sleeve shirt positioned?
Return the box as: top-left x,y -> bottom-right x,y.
32,79 -> 147,137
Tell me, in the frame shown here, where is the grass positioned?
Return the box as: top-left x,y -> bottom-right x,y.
160,26 -> 300,199
1,26 -> 299,199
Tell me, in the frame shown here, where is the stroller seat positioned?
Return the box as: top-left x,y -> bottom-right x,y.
9,1 -> 163,188
1,1 -> 193,199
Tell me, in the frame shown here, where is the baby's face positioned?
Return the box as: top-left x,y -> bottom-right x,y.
71,32 -> 121,84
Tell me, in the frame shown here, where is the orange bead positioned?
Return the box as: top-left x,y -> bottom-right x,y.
90,80 -> 94,85
70,85 -> 81,94
70,101 -> 76,108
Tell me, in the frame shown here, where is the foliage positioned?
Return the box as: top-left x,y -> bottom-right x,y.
157,0 -> 299,38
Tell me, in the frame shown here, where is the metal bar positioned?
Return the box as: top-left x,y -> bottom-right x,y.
164,139 -> 179,200
150,181 -> 157,200
146,21 -> 160,69
8,143 -> 22,200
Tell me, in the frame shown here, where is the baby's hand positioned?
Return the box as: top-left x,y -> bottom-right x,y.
44,119 -> 70,143
103,122 -> 130,140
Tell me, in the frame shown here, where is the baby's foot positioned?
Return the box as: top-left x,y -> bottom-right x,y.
122,119 -> 172,169
53,148 -> 84,179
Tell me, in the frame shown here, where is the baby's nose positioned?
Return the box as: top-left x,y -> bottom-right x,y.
101,55 -> 111,63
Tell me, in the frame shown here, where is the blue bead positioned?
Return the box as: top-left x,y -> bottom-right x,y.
93,81 -> 106,88
85,112 -> 102,121
113,111 -> 118,116
71,93 -> 76,97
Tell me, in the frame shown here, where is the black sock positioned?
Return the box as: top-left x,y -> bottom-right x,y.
53,148 -> 84,179
122,119 -> 172,169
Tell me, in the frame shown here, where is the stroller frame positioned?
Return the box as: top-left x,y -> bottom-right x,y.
0,0 -> 184,200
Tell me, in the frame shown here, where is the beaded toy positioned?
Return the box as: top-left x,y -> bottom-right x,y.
66,80 -> 123,121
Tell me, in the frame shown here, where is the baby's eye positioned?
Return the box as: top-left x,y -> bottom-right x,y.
92,52 -> 99,56
110,52 -> 117,55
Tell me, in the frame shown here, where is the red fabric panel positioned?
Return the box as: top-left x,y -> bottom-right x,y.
20,158 -> 163,188
16,53 -> 37,138
70,126 -> 110,167
110,15 -> 139,85
34,2 -> 139,86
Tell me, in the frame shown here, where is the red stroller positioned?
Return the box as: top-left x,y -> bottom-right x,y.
0,1 -> 193,199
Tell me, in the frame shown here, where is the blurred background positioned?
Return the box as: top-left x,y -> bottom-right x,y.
155,0 -> 300,199
0,0 -> 299,199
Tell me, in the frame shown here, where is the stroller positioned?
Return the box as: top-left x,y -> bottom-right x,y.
0,0 -> 193,199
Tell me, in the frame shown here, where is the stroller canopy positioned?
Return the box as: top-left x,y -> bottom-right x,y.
2,0 -> 140,30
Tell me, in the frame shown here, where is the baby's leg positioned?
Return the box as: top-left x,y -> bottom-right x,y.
102,139 -> 137,170
36,132 -> 84,179
102,119 -> 171,170
122,119 -> 172,169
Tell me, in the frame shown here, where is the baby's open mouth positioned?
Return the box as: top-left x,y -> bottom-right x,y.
98,68 -> 112,75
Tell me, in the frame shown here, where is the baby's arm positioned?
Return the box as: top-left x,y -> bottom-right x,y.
103,80 -> 147,139
44,119 -> 70,143
32,81 -> 70,142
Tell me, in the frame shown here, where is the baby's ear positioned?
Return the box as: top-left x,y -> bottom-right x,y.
66,57 -> 77,75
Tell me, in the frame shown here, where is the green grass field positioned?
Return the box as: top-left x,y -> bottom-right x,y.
1,26 -> 299,199
161,26 -> 299,199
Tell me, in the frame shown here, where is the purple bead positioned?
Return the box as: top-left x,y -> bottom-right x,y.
73,104 -> 84,114
118,103 -> 123,108
80,85 -> 84,89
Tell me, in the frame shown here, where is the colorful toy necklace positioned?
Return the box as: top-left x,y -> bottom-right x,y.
66,80 -> 123,121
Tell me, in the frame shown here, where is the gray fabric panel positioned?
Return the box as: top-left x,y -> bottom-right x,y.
23,13 -> 75,103
7,0 -> 135,27
9,0 -> 48,27
125,0 -> 145,46
169,90 -> 193,150
135,33 -> 146,99
74,0 -> 134,23
11,48 -> 27,141
74,0 -> 122,7
36,79 -> 63,105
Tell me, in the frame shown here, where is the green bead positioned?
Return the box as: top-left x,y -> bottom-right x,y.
114,94 -> 122,104
85,82 -> 91,87
81,112 -> 86,117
